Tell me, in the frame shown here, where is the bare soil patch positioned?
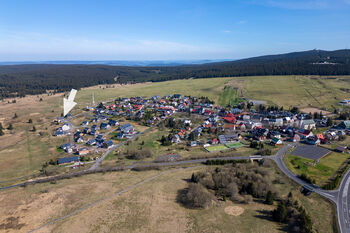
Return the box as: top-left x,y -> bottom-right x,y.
224,205 -> 245,216
300,107 -> 332,116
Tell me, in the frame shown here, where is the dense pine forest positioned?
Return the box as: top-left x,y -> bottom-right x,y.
1,49 -> 350,99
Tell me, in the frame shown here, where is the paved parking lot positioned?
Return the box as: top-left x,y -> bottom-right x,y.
291,145 -> 331,161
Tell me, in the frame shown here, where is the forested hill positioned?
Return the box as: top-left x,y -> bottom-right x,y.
1,49 -> 350,99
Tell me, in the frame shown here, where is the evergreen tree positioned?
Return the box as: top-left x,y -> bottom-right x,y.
326,118 -> 333,127
273,202 -> 287,222
189,132 -> 195,141
7,124 -> 13,130
265,191 -> 274,205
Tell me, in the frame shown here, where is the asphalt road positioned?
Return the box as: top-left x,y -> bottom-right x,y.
336,169 -> 350,233
270,143 -> 350,233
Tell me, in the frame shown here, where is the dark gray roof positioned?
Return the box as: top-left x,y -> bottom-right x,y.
57,156 -> 79,164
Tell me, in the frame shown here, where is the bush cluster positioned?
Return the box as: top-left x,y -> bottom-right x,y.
179,163 -> 277,208
125,148 -> 152,160
272,193 -> 313,233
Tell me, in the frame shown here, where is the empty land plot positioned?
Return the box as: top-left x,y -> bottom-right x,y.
291,145 -> 331,161
205,144 -> 228,152
300,107 -> 332,116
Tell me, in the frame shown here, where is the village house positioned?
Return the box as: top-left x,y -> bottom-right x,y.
182,119 -> 192,126
108,119 -> 119,126
252,128 -> 269,141
86,138 -> 97,146
337,120 -> 350,130
218,134 -> 242,144
170,134 -> 181,143
298,119 -> 316,130
75,136 -> 84,143
57,156 -> 79,165
189,141 -> 197,147
211,138 -> 219,144
292,134 -> 301,142
269,118 -> 283,127
305,136 -> 321,145
246,121 -> 262,130
118,123 -> 135,134
60,143 -> 76,153
339,99 -> 350,105
296,129 -> 313,139
269,130 -> 281,139
102,140 -> 114,149
271,137 -> 283,146
100,122 -> 110,130
77,147 -> 89,155
335,146 -> 348,153
62,123 -> 70,131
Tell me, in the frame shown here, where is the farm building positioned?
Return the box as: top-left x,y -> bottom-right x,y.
57,156 -> 79,165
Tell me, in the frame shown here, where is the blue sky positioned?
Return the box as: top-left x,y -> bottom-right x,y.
0,0 -> 349,61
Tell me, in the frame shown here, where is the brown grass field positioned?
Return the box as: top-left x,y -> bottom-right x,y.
0,165 -> 336,233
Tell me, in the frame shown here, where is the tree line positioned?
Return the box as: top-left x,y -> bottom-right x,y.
1,49 -> 350,99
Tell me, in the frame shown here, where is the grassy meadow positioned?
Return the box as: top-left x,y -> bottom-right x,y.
284,152 -> 349,186
0,165 -> 336,233
0,75 -> 349,182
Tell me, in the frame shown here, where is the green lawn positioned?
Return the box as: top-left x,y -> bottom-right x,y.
225,142 -> 244,148
218,86 -> 244,107
285,152 -> 349,186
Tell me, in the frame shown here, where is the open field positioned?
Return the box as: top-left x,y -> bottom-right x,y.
218,86 -> 243,107
0,165 -> 336,233
205,144 -> 228,152
284,152 -> 349,186
77,75 -> 350,110
1,75 -> 350,181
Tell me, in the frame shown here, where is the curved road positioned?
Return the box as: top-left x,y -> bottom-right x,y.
270,143 -> 349,233
1,141 -> 350,232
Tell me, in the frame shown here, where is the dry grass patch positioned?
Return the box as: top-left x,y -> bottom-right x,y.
224,205 -> 245,216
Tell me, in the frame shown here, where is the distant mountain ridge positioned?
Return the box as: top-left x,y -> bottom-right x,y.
0,59 -> 231,67
0,49 -> 349,99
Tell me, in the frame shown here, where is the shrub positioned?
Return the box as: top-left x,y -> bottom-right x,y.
179,183 -> 216,208
126,148 -> 152,160
298,173 -> 316,184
